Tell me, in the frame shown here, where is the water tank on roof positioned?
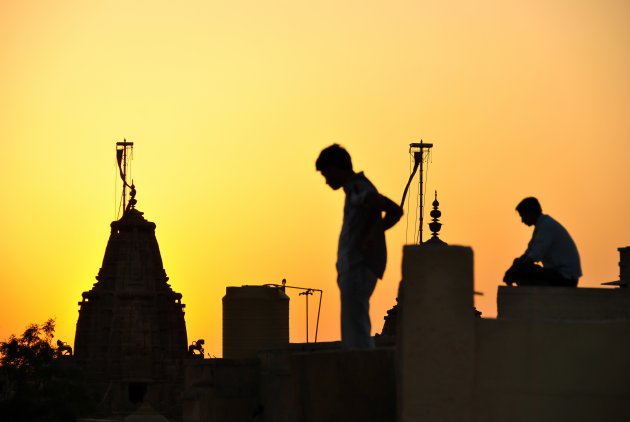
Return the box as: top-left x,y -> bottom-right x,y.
223,285 -> 289,358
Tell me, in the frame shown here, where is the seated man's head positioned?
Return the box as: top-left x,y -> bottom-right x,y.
516,197 -> 542,226
316,144 -> 353,190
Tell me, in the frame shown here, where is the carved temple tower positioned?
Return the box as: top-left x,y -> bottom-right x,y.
74,143 -> 188,417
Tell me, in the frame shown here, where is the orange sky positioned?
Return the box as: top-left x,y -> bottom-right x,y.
1,0 -> 628,356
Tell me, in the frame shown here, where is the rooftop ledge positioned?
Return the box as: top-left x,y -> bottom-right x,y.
497,285 -> 630,321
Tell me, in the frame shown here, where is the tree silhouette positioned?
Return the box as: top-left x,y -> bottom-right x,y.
0,319 -> 95,421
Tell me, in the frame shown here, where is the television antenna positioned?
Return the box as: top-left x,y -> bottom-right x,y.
264,279 -> 323,343
400,141 -> 433,244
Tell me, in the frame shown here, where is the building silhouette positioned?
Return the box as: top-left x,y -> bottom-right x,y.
68,144 -> 630,421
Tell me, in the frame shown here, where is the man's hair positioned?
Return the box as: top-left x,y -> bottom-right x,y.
316,144 -> 353,171
516,197 -> 542,214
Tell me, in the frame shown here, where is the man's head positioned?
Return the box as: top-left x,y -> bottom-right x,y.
516,197 -> 542,226
316,144 -> 354,190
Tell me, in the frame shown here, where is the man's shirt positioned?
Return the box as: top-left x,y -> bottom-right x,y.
525,214 -> 582,280
337,172 -> 387,278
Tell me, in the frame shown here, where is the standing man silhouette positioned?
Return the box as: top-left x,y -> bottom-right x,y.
504,197 -> 582,287
316,144 -> 403,349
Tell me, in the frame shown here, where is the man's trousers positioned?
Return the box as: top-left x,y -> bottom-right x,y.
338,265 -> 378,349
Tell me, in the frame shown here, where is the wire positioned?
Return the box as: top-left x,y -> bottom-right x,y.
422,149 -> 431,233
405,154 -> 412,244
416,149 -> 432,244
114,155 -> 118,219
314,290 -> 323,343
414,168 -> 419,244
129,145 -> 133,188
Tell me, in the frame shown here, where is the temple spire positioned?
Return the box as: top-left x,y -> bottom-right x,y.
75,142 -> 187,417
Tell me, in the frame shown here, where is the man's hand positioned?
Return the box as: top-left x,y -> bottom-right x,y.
514,255 -> 535,265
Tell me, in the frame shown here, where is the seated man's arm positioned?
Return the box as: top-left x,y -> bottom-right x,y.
515,254 -> 535,264
522,222 -> 553,263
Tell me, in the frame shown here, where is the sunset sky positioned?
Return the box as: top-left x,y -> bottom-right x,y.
1,0 -> 628,356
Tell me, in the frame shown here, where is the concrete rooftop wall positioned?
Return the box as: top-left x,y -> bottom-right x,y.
498,286 -> 630,321
398,244 -> 475,422
474,318 -> 630,422
183,348 -> 395,422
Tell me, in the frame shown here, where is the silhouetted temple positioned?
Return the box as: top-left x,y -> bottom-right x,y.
74,204 -> 188,417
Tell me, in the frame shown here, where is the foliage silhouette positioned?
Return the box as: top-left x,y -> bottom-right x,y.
0,319 -> 95,422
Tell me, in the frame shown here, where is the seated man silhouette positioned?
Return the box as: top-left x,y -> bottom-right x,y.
504,197 -> 581,287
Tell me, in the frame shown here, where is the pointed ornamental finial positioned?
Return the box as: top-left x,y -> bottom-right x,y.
127,184 -> 137,210
425,190 -> 446,245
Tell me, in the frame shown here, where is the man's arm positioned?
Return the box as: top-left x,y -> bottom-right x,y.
380,194 -> 404,230
366,193 -> 403,230
514,254 -> 535,264
522,221 -> 553,263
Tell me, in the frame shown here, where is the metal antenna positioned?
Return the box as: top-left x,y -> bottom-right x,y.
116,140 -> 134,217
299,289 -> 314,343
408,141 -> 433,244
264,280 -> 323,343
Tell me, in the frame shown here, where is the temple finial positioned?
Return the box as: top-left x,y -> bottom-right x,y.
425,190 -> 446,245
127,183 -> 137,210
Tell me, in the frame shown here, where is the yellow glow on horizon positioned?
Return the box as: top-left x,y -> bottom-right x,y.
1,0 -> 629,356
